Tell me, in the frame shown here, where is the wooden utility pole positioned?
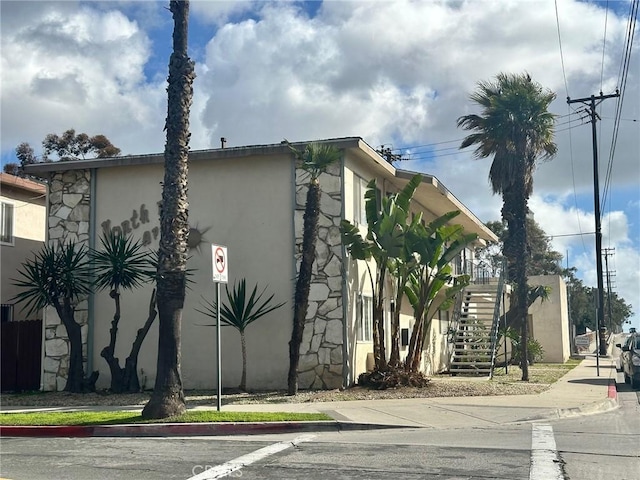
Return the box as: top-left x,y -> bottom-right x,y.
567,91 -> 619,355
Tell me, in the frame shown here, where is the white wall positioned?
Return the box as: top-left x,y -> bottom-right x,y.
529,275 -> 570,363
92,154 -> 295,390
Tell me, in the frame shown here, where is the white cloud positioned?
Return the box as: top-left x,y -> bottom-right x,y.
1,0 -> 637,326
0,0 -> 166,156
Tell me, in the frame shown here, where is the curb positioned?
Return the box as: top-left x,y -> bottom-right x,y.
519,378 -> 619,423
0,421 -> 405,438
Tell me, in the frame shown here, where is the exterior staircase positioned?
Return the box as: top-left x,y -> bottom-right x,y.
449,283 -> 503,376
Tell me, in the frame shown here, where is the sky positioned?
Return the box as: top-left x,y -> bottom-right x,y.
1,0 -> 638,330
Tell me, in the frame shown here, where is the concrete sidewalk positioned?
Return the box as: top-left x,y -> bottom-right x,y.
0,354 -> 619,437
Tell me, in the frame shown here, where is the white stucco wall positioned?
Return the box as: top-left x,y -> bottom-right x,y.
528,275 -> 570,363
92,154 -> 295,390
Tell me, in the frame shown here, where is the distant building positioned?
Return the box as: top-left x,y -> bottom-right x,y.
0,173 -> 47,322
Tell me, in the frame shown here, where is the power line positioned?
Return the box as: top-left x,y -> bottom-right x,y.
555,0 -> 588,256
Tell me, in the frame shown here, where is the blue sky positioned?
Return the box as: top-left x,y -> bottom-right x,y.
1,0 -> 638,329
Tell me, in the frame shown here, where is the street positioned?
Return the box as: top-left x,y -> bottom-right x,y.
1,379 -> 638,480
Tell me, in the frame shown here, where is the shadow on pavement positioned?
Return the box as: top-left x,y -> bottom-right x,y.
567,378 -> 611,386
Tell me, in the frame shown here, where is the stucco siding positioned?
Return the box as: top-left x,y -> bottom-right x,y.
1,182 -> 46,321
92,155 -> 295,390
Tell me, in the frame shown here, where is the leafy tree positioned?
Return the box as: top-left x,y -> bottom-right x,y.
458,72 -> 557,381
11,242 -> 98,392
567,274 -> 632,334
42,129 -> 120,161
198,279 -> 285,391
286,141 -> 342,395
143,0 -> 195,419
5,133 -> 119,177
4,143 -> 40,177
91,231 -> 156,393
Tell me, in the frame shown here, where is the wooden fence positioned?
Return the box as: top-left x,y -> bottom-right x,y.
1,319 -> 42,392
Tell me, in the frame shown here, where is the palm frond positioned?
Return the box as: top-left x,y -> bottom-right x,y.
197,279 -> 286,333
91,230 -> 154,293
11,241 -> 91,317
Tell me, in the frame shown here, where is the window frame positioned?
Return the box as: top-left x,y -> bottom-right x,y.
356,294 -> 373,342
0,201 -> 15,246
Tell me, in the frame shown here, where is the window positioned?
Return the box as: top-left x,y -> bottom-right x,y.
353,175 -> 381,226
353,175 -> 369,225
1,202 -> 14,244
357,295 -> 373,342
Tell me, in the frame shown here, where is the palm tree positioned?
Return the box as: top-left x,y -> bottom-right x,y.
91,231 -> 154,393
12,242 -> 97,392
457,72 -> 557,381
198,279 -> 285,391
287,141 -> 342,395
142,0 -> 196,419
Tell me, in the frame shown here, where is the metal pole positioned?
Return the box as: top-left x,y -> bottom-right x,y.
588,96 -> 607,356
567,91 -> 618,355
595,294 -> 600,377
216,282 -> 222,411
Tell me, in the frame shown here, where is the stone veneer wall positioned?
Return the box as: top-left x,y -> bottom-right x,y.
294,161 -> 345,390
42,170 -> 92,391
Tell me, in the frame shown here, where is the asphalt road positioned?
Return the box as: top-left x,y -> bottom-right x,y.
2,379 -> 638,480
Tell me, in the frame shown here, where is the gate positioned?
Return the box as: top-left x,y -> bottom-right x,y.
1,319 -> 42,392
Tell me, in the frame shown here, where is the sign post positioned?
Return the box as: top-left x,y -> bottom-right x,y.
211,244 -> 228,411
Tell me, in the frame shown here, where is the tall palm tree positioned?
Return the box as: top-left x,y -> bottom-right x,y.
142,0 -> 195,419
457,72 -> 557,381
287,141 -> 342,395
91,231 -> 154,393
198,279 -> 285,391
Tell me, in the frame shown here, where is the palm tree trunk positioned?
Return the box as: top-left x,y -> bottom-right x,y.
55,298 -> 89,392
240,331 -> 247,391
123,289 -> 158,393
142,0 -> 194,419
101,290 -> 125,393
503,184 -> 529,381
288,180 -> 321,395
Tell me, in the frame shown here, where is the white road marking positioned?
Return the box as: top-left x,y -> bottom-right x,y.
530,424 -> 564,480
186,434 -> 316,480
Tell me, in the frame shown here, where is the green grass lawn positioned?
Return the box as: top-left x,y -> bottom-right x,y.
0,410 -> 332,426
491,359 -> 581,384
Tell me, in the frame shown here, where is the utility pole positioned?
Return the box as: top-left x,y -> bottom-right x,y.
567,91 -> 619,356
603,248 -> 615,332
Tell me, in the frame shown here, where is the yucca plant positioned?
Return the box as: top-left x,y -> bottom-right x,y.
91,230 -> 155,393
12,241 -> 97,392
198,279 -> 285,391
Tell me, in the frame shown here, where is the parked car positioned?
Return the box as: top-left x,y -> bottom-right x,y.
616,333 -> 640,389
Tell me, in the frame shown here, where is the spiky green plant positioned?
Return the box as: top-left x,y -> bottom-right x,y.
12,241 -> 95,392
198,279 -> 285,391
91,231 -> 155,393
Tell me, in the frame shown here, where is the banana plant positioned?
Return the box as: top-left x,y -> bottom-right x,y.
341,173 -> 422,371
403,211 -> 477,372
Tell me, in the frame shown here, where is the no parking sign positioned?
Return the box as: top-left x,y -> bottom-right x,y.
211,244 -> 228,283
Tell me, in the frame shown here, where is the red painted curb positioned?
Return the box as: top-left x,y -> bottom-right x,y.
608,379 -> 618,400
0,422 -> 342,438
0,425 -> 94,437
